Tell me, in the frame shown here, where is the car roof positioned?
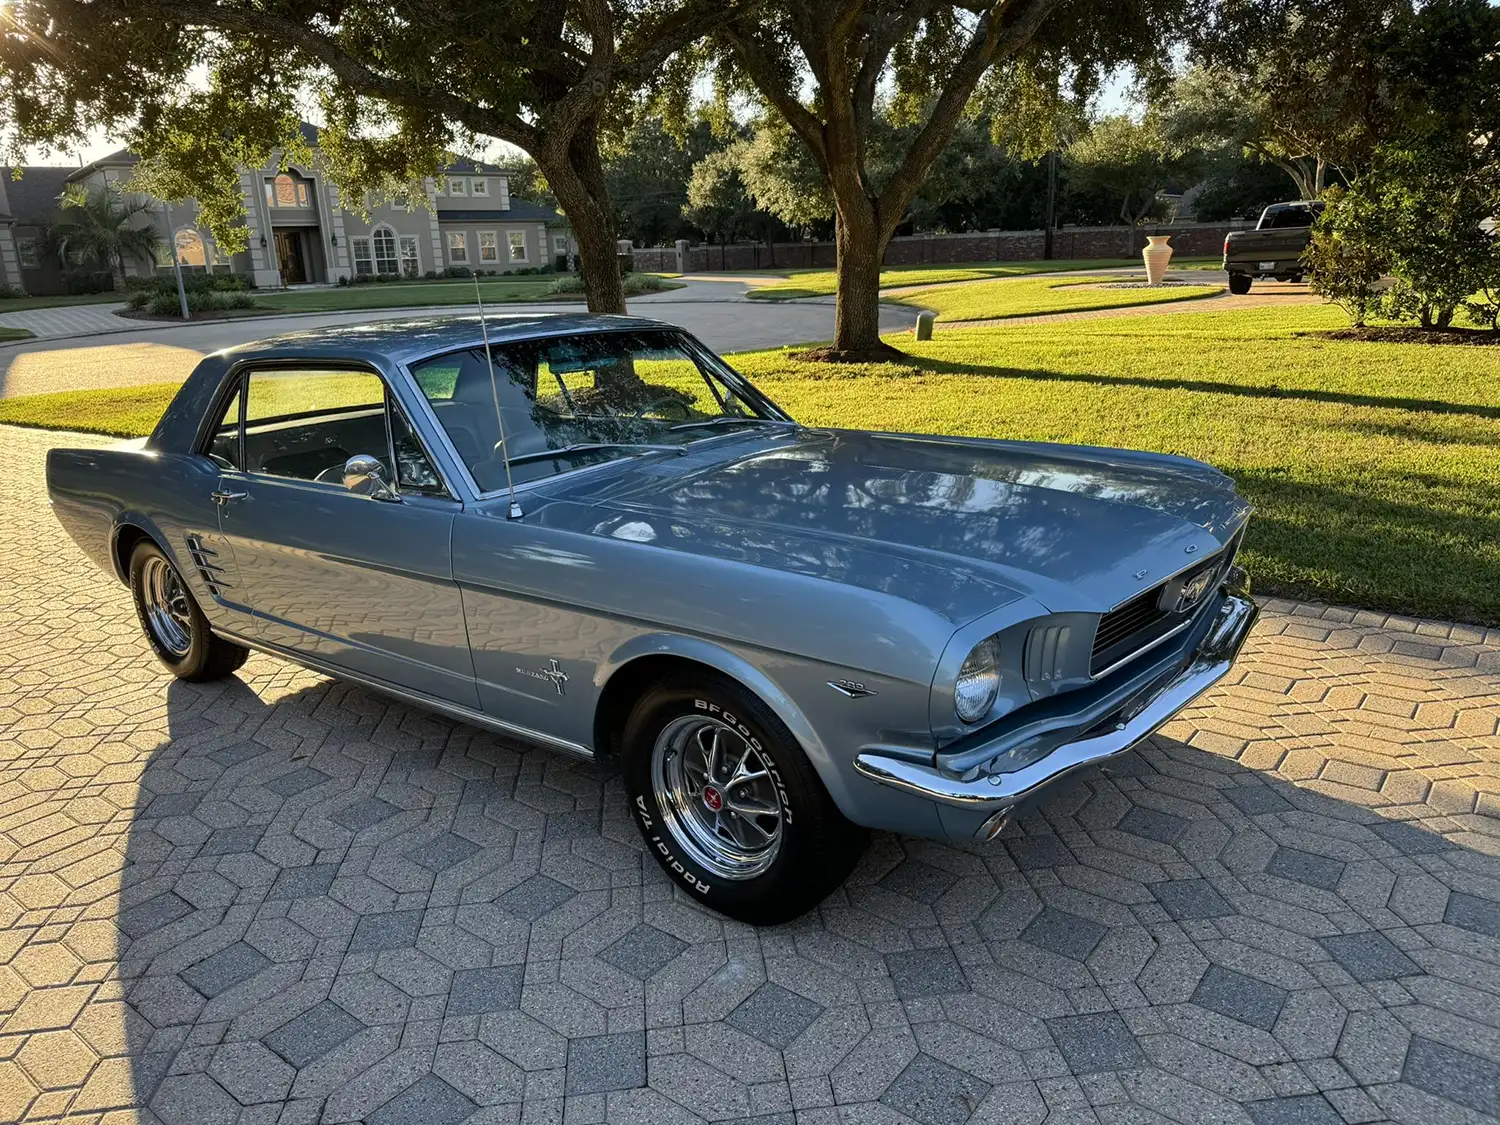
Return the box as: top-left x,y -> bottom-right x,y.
216,312 -> 683,367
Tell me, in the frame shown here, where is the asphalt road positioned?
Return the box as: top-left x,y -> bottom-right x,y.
0,279 -> 919,400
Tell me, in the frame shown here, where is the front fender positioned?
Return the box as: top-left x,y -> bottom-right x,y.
598,633 -> 946,838
600,633 -> 830,767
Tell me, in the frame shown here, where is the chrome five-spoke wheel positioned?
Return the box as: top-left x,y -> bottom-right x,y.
140,555 -> 193,658
650,715 -> 785,880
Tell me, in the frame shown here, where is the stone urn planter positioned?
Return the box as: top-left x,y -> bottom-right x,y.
1142,234 -> 1173,285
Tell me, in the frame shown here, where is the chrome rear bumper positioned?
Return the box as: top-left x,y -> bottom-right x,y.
853,591 -> 1258,837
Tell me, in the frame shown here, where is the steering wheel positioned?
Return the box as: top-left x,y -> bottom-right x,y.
629,395 -> 690,420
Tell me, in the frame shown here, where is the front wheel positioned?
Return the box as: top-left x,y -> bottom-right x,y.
129,541 -> 248,681
1228,274 -> 1252,295
622,673 -> 865,925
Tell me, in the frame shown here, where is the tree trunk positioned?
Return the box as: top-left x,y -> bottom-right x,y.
832,215 -> 885,355
538,119 -> 626,316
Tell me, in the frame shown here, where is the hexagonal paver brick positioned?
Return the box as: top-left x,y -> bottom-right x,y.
1401,1036 -> 1500,1118
1316,932 -> 1420,982
17,1029 -> 98,1089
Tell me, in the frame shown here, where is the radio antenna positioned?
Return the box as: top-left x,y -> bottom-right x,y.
475,272 -> 522,519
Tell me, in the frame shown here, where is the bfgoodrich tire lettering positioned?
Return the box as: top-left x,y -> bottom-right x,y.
129,541 -> 249,682
622,672 -> 864,925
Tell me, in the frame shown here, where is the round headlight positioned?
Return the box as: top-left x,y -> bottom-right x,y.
954,636 -> 1001,723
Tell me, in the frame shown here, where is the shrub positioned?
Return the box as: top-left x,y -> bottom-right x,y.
442,265 -> 472,279
424,269 -> 439,279
0,284 -> 23,299
547,274 -> 585,295
63,269 -> 115,295
143,288 -> 255,316
1307,186 -> 1387,327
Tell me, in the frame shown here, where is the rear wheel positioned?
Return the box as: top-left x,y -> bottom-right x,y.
622,672 -> 864,925
1228,274 -> 1252,295
129,541 -> 248,681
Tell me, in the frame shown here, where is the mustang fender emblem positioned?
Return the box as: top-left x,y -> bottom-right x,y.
517,659 -> 569,695
828,679 -> 877,699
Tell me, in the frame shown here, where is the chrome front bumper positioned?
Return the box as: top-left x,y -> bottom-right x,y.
853,591 -> 1258,837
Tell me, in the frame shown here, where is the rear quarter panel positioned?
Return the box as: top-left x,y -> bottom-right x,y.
47,445 -> 229,614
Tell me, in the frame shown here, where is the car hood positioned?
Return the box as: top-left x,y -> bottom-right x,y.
554,428 -> 1250,624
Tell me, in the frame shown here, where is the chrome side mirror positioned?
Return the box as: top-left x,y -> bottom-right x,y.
342,454 -> 400,501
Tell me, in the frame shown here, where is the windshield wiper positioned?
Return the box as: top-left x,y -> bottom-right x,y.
668,415 -> 785,433
502,442 -> 686,466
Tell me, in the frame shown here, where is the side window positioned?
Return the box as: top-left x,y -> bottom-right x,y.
390,404 -> 445,495
207,387 -> 242,469
242,368 -> 390,483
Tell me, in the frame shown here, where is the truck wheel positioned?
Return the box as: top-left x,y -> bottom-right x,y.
129,541 -> 249,682
622,672 -> 865,925
1228,274 -> 1252,295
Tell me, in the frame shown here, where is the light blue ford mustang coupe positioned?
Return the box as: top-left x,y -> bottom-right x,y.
47,314 -> 1256,923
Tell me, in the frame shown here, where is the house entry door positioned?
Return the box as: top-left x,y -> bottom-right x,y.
274,230 -> 307,284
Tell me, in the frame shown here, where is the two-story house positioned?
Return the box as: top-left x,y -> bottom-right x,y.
0,123 -> 573,295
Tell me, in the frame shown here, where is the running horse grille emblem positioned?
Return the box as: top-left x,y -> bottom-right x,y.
517,659 -> 569,695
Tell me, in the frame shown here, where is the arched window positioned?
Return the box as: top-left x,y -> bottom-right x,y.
264,172 -> 312,208
372,225 -> 400,274
174,229 -> 211,267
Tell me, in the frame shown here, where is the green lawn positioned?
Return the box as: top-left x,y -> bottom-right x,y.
0,327 -> 33,341
746,257 -> 1221,299
889,275 -> 1223,322
0,293 -> 122,311
5,302 -> 1495,623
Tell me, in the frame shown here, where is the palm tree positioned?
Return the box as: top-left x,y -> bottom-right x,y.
47,183 -> 161,287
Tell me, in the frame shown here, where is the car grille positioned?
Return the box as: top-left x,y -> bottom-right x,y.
1089,549 -> 1230,677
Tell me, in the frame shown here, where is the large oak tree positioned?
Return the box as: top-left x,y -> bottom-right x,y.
0,0 -> 750,313
674,0 -> 1185,359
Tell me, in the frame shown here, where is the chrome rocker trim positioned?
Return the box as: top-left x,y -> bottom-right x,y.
853,591 -> 1258,834
211,627 -> 596,762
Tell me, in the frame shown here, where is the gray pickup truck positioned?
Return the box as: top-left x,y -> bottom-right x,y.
1222,200 -> 1324,294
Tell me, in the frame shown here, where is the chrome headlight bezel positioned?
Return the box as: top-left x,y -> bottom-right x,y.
954,635 -> 1002,724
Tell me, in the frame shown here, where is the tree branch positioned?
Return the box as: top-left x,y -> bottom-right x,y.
115,1 -> 542,149
720,24 -> 829,168
875,0 -> 1062,234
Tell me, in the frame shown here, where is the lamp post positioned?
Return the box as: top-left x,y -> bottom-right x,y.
163,200 -> 190,320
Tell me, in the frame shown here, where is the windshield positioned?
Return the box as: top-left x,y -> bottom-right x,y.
408,329 -> 779,491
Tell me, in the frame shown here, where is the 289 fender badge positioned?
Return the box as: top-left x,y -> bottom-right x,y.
828,679 -> 877,698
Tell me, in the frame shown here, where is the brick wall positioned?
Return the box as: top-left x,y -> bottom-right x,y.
632,223 -> 1242,273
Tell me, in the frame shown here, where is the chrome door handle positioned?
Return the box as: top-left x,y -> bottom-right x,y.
211,489 -> 247,505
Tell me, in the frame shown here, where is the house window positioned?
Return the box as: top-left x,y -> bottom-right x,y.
174,229 -> 211,267
372,226 -> 400,274
352,236 -> 374,276
507,231 -> 527,263
399,235 -> 420,276
265,173 -> 311,208
553,234 -> 568,255
497,177 -> 510,210
447,231 -> 468,263
470,178 -> 488,197
478,231 -> 499,263
448,177 -> 468,197
392,192 -> 410,210
16,238 -> 37,268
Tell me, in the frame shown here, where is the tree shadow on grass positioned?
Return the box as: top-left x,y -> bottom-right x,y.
910,357 -> 1500,422
67,638 -> 1500,1125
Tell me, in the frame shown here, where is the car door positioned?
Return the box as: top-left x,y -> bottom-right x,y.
212,363 -> 478,708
